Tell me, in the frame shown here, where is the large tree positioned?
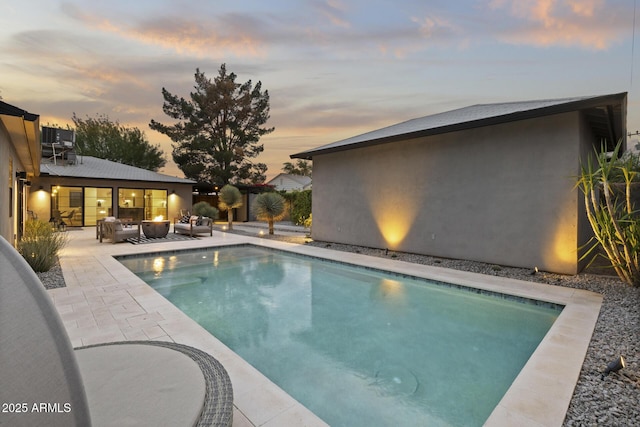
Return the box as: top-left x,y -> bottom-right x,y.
282,159 -> 312,177
72,114 -> 166,171
149,64 -> 274,185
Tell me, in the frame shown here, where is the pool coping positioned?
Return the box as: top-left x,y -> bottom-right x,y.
50,229 -> 602,426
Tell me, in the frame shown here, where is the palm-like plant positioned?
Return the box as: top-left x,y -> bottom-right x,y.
218,184 -> 243,230
577,140 -> 640,286
252,192 -> 286,235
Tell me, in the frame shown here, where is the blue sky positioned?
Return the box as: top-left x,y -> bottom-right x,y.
1,0 -> 637,179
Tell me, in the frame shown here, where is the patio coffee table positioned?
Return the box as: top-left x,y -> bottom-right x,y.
141,220 -> 170,238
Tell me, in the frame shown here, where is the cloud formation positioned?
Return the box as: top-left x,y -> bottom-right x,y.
62,3 -> 267,58
488,0 -> 627,50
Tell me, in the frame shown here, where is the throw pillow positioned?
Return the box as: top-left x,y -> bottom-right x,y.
179,215 -> 190,224
196,215 -> 203,226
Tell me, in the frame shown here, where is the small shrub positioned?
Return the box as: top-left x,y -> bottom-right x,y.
18,219 -> 68,273
290,190 -> 312,225
192,201 -> 219,219
303,213 -> 312,229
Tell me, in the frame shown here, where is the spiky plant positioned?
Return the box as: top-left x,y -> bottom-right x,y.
18,219 -> 68,272
252,192 -> 286,235
577,140 -> 640,286
217,184 -> 243,230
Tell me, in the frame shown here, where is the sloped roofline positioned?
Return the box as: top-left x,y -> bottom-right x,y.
290,92 -> 627,159
40,155 -> 195,184
0,101 -> 41,175
267,173 -> 312,186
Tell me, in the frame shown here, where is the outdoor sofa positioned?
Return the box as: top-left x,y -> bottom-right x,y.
0,235 -> 233,426
174,215 -> 213,237
100,217 -> 140,243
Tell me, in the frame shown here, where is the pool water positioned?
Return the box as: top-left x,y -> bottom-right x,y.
119,245 -> 560,426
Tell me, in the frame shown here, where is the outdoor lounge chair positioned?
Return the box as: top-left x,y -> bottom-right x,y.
174,215 -> 213,237
100,218 -> 141,243
0,235 -> 234,427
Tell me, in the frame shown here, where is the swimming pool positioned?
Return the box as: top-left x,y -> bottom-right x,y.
119,244 -> 561,426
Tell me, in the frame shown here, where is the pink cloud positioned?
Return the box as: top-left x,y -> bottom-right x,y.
488,0 -> 625,50
317,0 -> 351,28
64,4 -> 265,58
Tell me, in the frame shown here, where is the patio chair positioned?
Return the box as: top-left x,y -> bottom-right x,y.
59,209 -> 76,226
100,219 -> 141,243
0,235 -> 233,427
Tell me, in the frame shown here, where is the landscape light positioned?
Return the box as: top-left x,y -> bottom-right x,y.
602,356 -> 626,379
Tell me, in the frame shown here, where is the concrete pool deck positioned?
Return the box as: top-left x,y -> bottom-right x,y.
48,227 -> 602,426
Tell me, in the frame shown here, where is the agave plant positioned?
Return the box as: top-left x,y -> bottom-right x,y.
252,192 -> 286,235
577,140 -> 640,286
217,184 -> 243,230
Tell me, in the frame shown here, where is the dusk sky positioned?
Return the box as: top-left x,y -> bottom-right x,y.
1,0 -> 638,179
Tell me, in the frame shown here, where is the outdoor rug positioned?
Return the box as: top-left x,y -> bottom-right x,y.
127,233 -> 199,245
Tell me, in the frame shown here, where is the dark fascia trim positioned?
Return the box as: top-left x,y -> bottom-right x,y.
290,92 -> 627,160
38,172 -> 195,185
0,100 -> 39,122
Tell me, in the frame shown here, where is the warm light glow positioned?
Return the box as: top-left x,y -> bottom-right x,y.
544,197 -> 577,271
153,215 -> 164,221
374,278 -> 407,309
360,162 -> 419,250
259,230 -> 265,236
152,257 -> 164,274
379,278 -> 404,297
222,225 -> 227,231
370,204 -> 418,249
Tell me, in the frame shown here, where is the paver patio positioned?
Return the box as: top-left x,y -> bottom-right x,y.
48,226 -> 602,426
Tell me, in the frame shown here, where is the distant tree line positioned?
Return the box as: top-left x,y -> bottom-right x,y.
72,114 -> 166,172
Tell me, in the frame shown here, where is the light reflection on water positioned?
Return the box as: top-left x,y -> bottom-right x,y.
120,246 -> 560,427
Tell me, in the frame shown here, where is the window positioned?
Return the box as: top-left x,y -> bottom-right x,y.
118,188 -> 167,221
51,186 -> 83,226
84,187 -> 113,226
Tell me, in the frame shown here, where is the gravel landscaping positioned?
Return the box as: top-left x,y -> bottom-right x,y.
38,230 -> 639,426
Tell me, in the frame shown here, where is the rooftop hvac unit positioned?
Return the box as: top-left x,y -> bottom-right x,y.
41,126 -> 77,165
41,126 -> 75,147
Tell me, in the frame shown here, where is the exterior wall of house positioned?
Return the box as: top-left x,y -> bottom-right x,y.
311,111 -> 589,274
0,123 -> 22,244
27,176 -> 193,225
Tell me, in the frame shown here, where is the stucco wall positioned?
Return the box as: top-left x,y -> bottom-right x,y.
27,176 -> 193,224
0,123 -> 20,244
312,111 -> 588,274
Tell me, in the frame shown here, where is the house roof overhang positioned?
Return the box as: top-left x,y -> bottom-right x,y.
0,101 -> 41,176
290,92 -> 627,160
